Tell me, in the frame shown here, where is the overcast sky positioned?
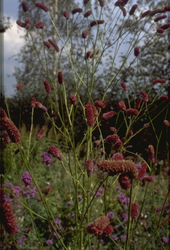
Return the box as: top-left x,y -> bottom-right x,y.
4,0 -> 25,97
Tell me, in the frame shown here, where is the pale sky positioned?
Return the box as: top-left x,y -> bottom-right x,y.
4,0 -> 25,97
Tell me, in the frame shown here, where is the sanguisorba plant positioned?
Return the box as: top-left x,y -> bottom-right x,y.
2,0 -> 170,249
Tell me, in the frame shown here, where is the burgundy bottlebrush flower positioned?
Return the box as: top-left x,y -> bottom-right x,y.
164,120 -> 170,126
157,27 -> 164,34
121,82 -> 127,90
164,6 -> 170,11
142,176 -> 154,182
136,97 -> 142,109
131,203 -> 139,219
140,91 -> 148,102
0,109 -> 7,119
72,8 -> 83,14
104,225 -> 114,235
35,3 -> 49,12
160,95 -> 168,100
49,145 -> 62,160
22,2 -> 27,12
43,80 -> 51,93
126,108 -> 139,115
84,10 -> 92,18
85,51 -> 92,60
2,202 -> 18,234
118,101 -> 126,111
36,128 -> 45,140
86,159 -> 94,177
105,134 -> 119,144
3,130 -> 11,144
160,23 -> 170,30
35,102 -> 47,112
44,41 -> 51,49
85,102 -> 95,127
98,0 -> 104,7
58,71 -> 64,84
63,11 -> 69,20
154,15 -> 167,22
94,100 -> 105,109
119,173 -> 132,190
150,8 -> 166,16
48,39 -> 60,52
16,84 -> 23,90
141,10 -> 151,18
138,163 -> 147,180
102,111 -> 115,120
90,20 -> 104,27
129,4 -> 138,15
25,18 -> 30,23
148,145 -> 155,162
69,94 -> 77,105
2,118 -> 21,143
16,20 -> 26,28
31,97 -> 36,108
113,140 -> 123,150
115,0 -> 129,7
21,171 -> 32,186
97,160 -> 138,178
112,152 -> 124,160
86,216 -> 110,236
134,47 -> 139,57
82,30 -> 88,39
35,21 -> 44,29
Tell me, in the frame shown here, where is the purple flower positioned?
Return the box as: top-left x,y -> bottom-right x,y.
136,164 -> 142,171
77,195 -> 82,200
96,188 -> 103,197
117,193 -> 130,205
17,235 -> 26,246
107,211 -> 114,220
121,213 -> 128,221
71,213 -> 75,218
41,152 -> 53,166
116,186 -> 120,191
162,237 -> 169,244
53,218 -> 61,227
21,171 -> 32,186
24,189 -> 37,197
46,239 -> 53,246
121,234 -> 127,240
66,201 -> 73,206
112,235 -> 118,241
56,196 -> 61,200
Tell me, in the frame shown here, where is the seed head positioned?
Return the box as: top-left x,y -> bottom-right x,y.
98,0 -> 104,7
63,11 -> 69,20
136,97 -> 142,109
82,30 -> 88,39
16,20 -> 26,28
152,78 -> 166,85
164,120 -> 170,126
102,111 -> 115,120
49,145 -> 62,160
90,20 -> 104,27
141,10 -> 151,18
154,15 -> 167,22
126,108 -> 139,115
43,80 -> 51,93
85,103 -> 95,127
84,10 -> 92,18
2,118 -> 21,143
121,82 -> 127,90
36,128 -> 45,140
35,21 -> 44,29
134,47 -> 139,57
22,2 -> 27,12
72,8 -> 83,15
48,39 -> 59,52
44,41 -> 51,49
118,101 -> 126,111
2,202 -> 18,234
94,100 -> 105,109
69,94 -> 77,105
119,173 -> 132,190
129,4 -> 138,15
58,71 -> 64,84
105,134 -> 119,144
16,84 -> 23,90
86,159 -> 94,177
35,3 -> 49,12
138,163 -> 147,180
131,203 -> 139,219
140,91 -> 148,102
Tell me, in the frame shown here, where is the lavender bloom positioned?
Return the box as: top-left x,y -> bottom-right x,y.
112,235 -> 118,241
96,188 -> 103,197
117,193 -> 130,205
71,213 -> 75,218
77,195 -> 82,200
56,196 -> 61,200
121,213 -> 128,221
121,234 -> 127,240
162,237 -> 169,244
24,189 -> 37,197
46,239 -> 53,246
41,152 -> 53,166
66,201 -> 73,206
21,171 -> 32,186
17,235 -> 26,246
107,211 -> 114,220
